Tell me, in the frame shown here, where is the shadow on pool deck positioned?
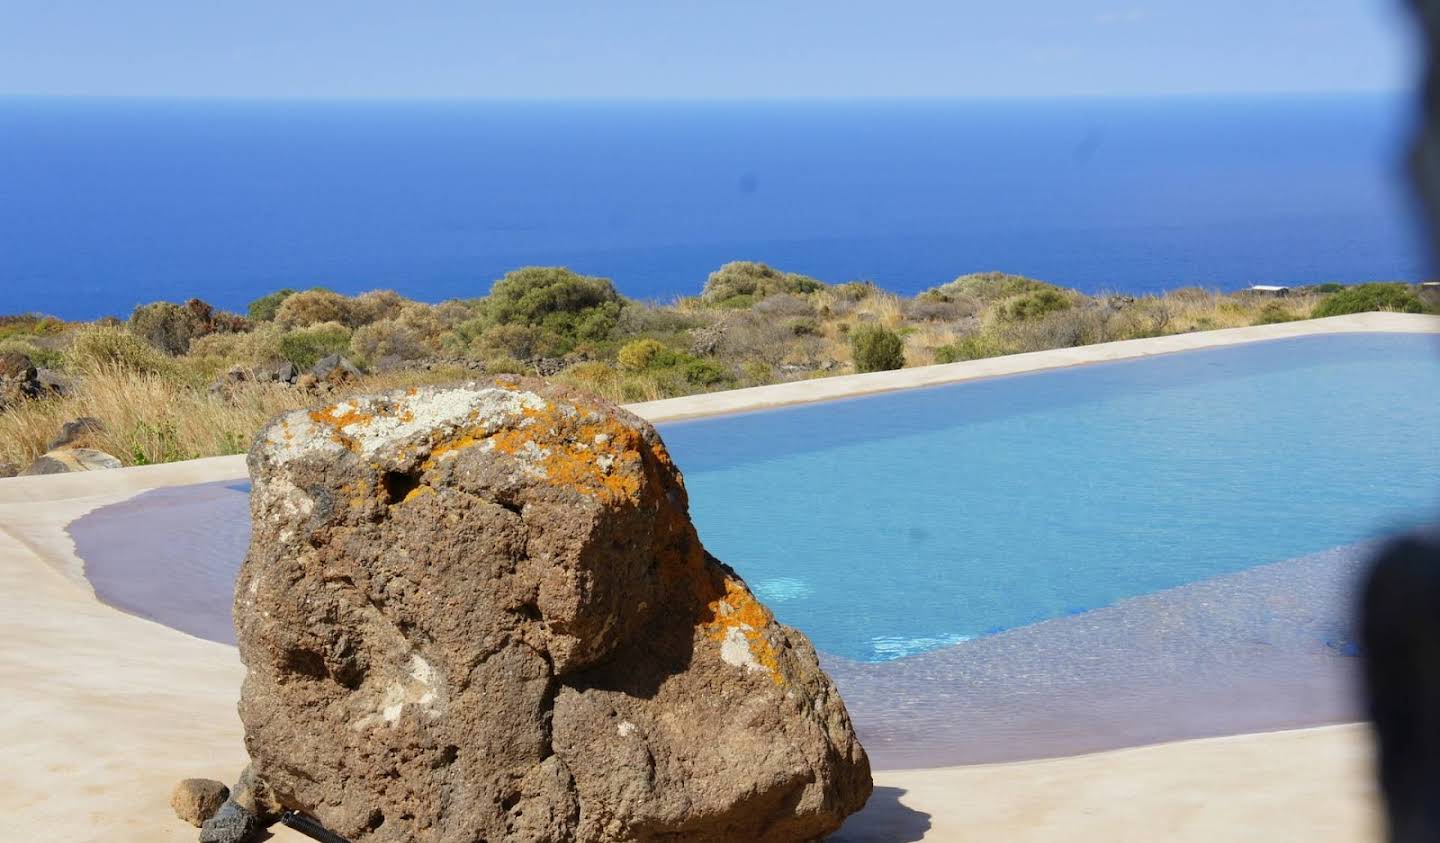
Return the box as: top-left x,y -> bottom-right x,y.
832,787 -> 932,842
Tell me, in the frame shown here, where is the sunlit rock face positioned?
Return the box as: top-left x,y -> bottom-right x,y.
234,378 -> 871,842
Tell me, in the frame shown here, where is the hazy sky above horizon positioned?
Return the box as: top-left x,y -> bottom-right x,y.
0,0 -> 1418,99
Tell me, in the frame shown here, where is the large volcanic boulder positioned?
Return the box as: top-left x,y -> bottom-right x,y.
233,378 -> 871,842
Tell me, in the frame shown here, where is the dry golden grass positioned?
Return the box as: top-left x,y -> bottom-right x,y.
0,363 -> 310,469
0,362 -> 491,470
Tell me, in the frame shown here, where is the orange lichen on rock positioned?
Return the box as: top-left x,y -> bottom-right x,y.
308,403 -> 378,452
402,484 -> 435,504
421,430 -> 489,470
310,403 -> 377,431
702,576 -> 786,686
485,401 -> 650,506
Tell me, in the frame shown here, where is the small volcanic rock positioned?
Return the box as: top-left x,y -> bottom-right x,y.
171,778 -> 230,827
199,801 -> 259,843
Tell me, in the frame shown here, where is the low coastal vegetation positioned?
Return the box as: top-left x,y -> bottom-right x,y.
0,265 -> 1433,472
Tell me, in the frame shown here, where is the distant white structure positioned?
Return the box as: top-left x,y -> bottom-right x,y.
1247,284 -> 1291,295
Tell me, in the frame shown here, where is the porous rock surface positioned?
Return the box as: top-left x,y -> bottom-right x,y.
235,378 -> 871,842
171,778 -> 230,827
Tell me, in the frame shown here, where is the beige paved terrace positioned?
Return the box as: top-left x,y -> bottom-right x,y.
4,315 -> 1424,841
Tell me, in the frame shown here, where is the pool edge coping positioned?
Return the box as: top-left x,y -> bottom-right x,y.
628,311 -> 1440,421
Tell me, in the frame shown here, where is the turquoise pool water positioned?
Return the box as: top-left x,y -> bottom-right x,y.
661,333 -> 1440,662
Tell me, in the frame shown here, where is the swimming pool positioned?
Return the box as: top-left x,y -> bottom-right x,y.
663,332 -> 1440,661
66,332 -> 1440,765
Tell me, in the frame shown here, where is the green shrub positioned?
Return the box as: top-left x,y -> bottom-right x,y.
128,299 -> 234,355
479,267 -> 624,353
67,325 -> 173,374
615,302 -> 704,336
350,319 -> 426,363
741,359 -> 773,384
475,324 -> 546,360
187,326 -> 286,368
1312,283 -> 1344,294
279,322 -> 352,369
920,272 -> 1052,303
1312,282 -> 1424,318
247,289 -> 297,322
831,281 -> 877,302
485,267 -> 622,330
351,290 -> 408,325
1252,303 -> 1300,325
996,289 -> 1072,322
617,338 -> 668,372
483,357 -> 529,375
934,333 -> 1008,363
849,324 -> 905,372
682,358 -> 731,386
558,360 -> 620,392
438,331 -> 467,356
713,293 -> 758,310
614,337 -> 726,385
127,421 -> 195,465
700,261 -> 823,306
275,289 -> 357,328
788,318 -> 820,336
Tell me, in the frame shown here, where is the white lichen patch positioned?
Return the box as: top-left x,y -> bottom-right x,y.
278,386 -> 551,463
353,388 -> 548,458
352,653 -> 446,731
617,720 -> 637,738
252,475 -> 315,545
261,414 -> 347,463
719,626 -> 764,675
507,440 -> 550,477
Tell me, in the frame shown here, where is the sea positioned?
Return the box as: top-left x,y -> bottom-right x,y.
0,94 -> 1428,321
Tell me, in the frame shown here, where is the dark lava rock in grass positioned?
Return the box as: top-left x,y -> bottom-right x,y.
47,416 -> 104,450
310,354 -> 362,385
0,351 -> 36,381
231,378 -> 871,842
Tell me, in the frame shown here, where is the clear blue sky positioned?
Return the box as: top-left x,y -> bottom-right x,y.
0,0 -> 1417,98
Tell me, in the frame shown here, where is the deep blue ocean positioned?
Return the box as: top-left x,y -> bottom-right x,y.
0,95 -> 1427,320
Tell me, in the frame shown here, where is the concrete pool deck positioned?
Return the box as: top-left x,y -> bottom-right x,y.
0,456 -> 1385,842
4,314 -> 1428,841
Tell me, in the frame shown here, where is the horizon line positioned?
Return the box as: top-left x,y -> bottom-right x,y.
0,88 -> 1412,104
